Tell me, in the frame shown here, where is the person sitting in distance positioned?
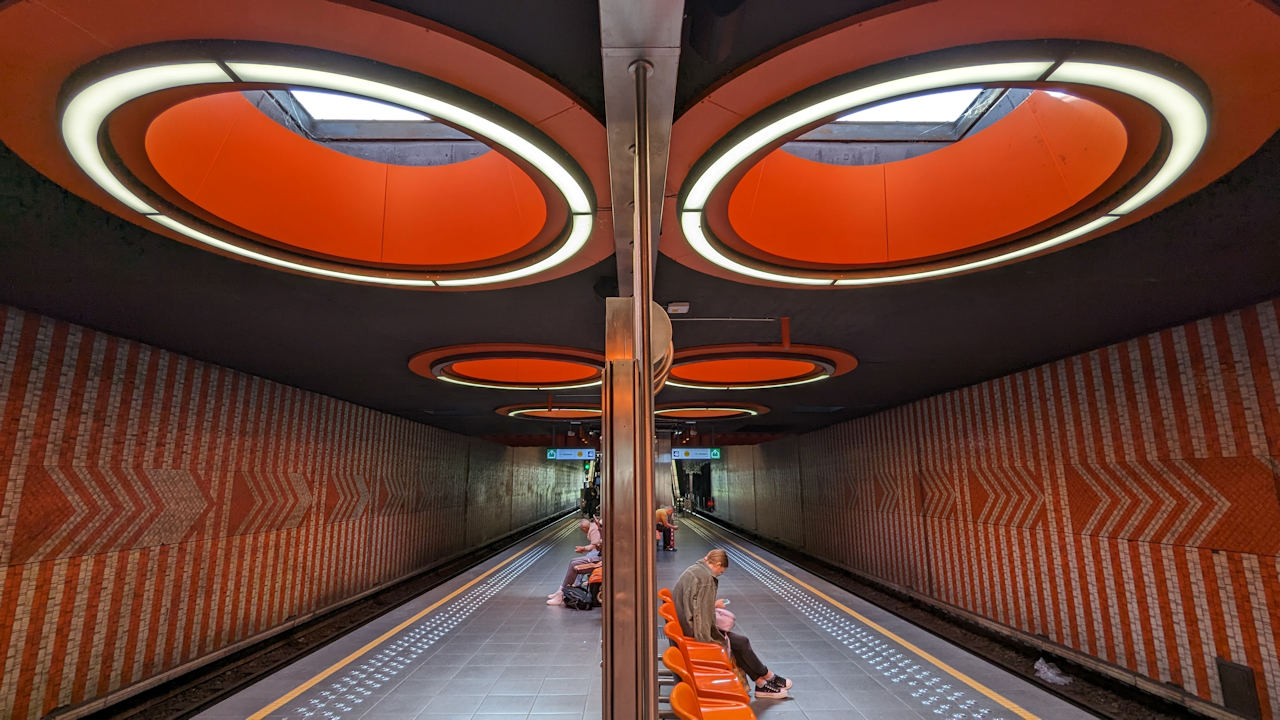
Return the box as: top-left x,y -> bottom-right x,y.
547,518 -> 602,606
656,505 -> 678,551
672,549 -> 792,698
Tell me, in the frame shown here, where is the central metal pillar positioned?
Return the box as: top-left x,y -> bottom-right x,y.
600,61 -> 659,720
598,2 -> 681,718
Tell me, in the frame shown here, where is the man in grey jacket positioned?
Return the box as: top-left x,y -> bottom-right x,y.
671,549 -> 793,699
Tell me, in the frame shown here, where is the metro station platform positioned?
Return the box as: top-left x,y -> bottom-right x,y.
197,516 -> 1094,720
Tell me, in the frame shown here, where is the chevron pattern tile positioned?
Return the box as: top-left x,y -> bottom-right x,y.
0,305 -> 578,720
713,298 -> 1280,719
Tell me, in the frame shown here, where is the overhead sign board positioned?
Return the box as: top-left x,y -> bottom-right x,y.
546,448 -> 597,460
670,448 -> 721,460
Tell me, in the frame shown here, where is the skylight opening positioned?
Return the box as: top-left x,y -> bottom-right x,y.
838,88 -> 983,123
289,89 -> 429,121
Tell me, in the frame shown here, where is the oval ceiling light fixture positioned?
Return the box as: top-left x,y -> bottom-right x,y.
665,344 -> 856,391
678,43 -> 1209,287
58,44 -> 595,289
497,404 -> 603,421
409,344 -> 604,391
655,403 -> 769,420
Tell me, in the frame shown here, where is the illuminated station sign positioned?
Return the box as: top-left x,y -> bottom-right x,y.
546,448 -> 597,460
669,448 -> 721,460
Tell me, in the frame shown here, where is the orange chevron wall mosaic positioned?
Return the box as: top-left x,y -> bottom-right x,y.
712,297 -> 1280,719
0,305 -> 579,720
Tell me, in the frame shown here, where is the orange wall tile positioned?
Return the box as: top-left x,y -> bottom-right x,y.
0,305 -> 578,720
718,298 -> 1280,719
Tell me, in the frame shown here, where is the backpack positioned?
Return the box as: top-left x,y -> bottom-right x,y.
562,584 -> 594,610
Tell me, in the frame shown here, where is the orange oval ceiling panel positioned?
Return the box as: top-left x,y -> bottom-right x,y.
409,343 -> 604,390
671,357 -> 820,384
666,343 -> 856,389
726,91 -> 1127,266
145,91 -> 546,266
655,404 -> 768,419
450,357 -> 599,385
660,408 -> 742,418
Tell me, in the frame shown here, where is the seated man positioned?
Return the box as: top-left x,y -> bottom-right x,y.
672,549 -> 792,699
655,505 -> 678,550
547,518 -> 602,606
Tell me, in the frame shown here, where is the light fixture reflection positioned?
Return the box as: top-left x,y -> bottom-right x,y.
61,55 -> 594,288
437,214 -> 593,287
438,375 -> 602,391
683,62 -> 1052,210
227,63 -> 592,215
665,374 -> 830,391
508,407 -> 603,418
150,215 -> 438,286
655,407 -> 761,417
62,63 -> 231,214
1047,62 -> 1208,214
680,55 -> 1209,287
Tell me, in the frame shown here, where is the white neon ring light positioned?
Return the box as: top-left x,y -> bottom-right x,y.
664,374 -> 831,391
507,407 -> 603,418
679,58 -> 1209,287
61,60 -> 594,288
654,407 -> 762,416
437,375 -> 603,392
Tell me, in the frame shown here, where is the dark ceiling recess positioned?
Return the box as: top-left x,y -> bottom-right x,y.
687,0 -> 747,64
376,0 -> 607,119
675,0 -> 902,114
593,275 -> 620,299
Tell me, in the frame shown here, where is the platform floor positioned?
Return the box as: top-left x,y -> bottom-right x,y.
198,515 -> 1095,720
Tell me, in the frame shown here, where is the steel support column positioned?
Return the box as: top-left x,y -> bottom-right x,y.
601,300 -> 653,720
600,70 -> 662,713
598,2 -> 681,718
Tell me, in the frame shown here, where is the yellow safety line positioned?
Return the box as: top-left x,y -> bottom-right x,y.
690,519 -> 1040,720
248,521 -> 573,719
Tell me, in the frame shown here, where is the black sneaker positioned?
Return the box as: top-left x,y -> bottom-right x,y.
767,674 -> 792,689
754,681 -> 788,699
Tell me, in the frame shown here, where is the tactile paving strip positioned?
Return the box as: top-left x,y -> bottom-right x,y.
286,527 -> 569,719
686,521 -> 1017,720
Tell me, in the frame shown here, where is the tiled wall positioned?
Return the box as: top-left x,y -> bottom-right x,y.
0,305 -> 579,720
713,298 -> 1280,719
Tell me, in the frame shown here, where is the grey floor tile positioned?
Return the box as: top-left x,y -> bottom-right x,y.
421,693 -> 486,714
475,693 -> 536,713
745,705 -> 807,719
800,709 -> 867,720
530,693 -> 588,713
454,665 -> 507,681
494,677 -> 545,694
791,689 -> 855,710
